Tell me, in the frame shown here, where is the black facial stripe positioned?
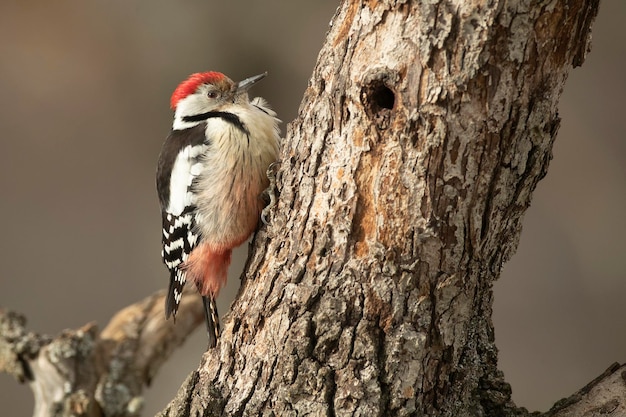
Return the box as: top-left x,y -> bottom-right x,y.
183,111 -> 250,136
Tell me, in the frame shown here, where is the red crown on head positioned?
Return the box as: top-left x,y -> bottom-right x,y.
170,71 -> 226,109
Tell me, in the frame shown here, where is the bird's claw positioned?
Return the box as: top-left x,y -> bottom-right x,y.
261,160 -> 281,225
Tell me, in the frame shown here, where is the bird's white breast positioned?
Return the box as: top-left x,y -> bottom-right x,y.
192,102 -> 280,248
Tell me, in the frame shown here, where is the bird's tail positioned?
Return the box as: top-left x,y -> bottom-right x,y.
165,269 -> 186,320
202,295 -> 220,348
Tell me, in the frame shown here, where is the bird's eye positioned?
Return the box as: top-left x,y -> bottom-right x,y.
207,91 -> 218,99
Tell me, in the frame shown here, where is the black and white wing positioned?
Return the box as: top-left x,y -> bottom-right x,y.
156,124 -> 207,318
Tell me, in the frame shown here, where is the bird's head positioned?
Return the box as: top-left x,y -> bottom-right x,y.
170,71 -> 266,119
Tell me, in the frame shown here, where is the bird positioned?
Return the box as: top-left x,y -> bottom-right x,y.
156,71 -> 280,347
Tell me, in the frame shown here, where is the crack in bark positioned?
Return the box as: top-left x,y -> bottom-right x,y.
232,365 -> 263,417
375,326 -> 389,417
182,371 -> 199,417
326,367 -> 337,417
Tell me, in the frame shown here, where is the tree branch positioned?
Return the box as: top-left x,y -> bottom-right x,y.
0,290 -> 203,417
546,363 -> 626,417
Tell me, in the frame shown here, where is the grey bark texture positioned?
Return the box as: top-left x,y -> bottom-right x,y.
156,0 -> 614,416
0,293 -> 204,417
3,0 -> 619,416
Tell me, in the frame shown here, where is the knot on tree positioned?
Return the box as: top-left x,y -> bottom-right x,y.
360,70 -> 396,130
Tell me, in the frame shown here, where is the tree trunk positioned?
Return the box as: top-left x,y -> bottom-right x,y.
157,1 -> 607,416
4,1 -> 616,417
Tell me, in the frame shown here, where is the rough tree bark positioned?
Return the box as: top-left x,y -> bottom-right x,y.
157,0 -> 618,416
3,1 -> 621,417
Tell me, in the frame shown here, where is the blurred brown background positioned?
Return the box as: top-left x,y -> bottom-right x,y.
0,1 -> 623,415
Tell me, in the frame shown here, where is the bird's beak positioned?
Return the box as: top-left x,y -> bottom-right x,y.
237,72 -> 267,91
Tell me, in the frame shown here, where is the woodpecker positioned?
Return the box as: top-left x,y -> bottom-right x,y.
156,71 -> 280,348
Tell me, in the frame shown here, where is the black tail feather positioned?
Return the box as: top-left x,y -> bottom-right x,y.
165,274 -> 176,320
165,269 -> 186,320
202,295 -> 220,348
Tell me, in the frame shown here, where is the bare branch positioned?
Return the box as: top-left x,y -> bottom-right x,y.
546,363 -> 626,417
0,290 -> 203,417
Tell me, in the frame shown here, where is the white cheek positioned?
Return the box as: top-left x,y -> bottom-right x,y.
172,93 -> 211,130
